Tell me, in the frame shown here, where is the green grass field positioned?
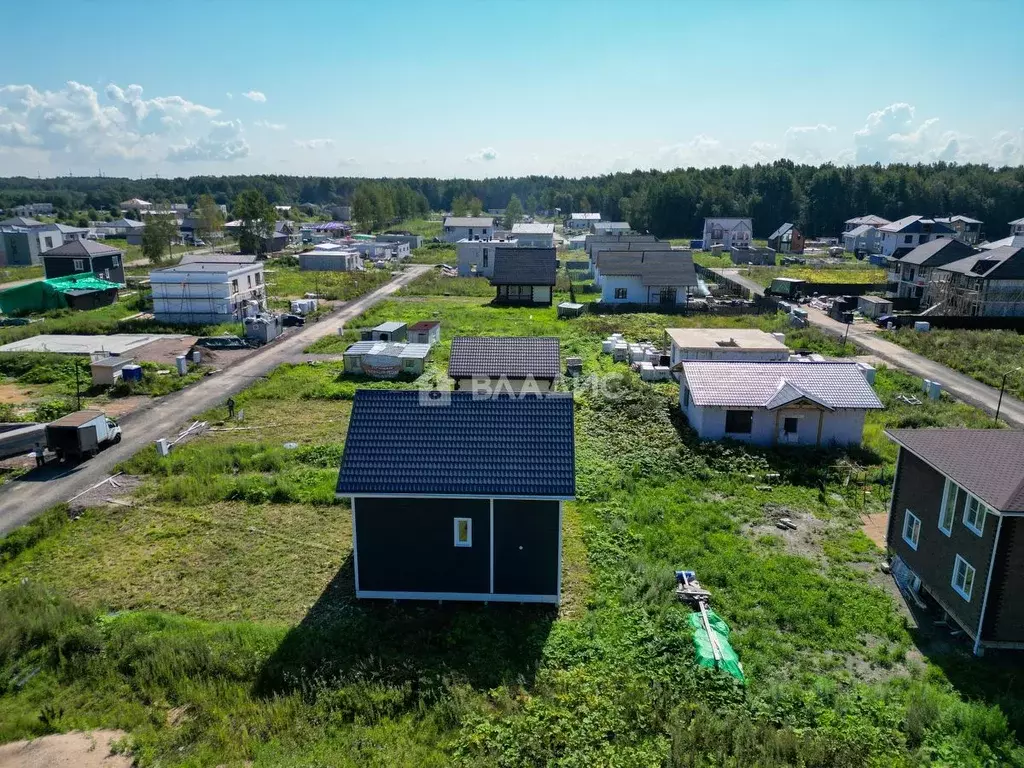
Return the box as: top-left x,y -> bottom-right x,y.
881,328 -> 1024,403
746,264 -> 887,287
1,289 -> 1023,765
0,265 -> 44,286
262,258 -> 392,302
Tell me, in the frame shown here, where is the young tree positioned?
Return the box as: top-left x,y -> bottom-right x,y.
467,196 -> 483,216
234,189 -> 275,255
141,215 -> 178,264
525,194 -> 538,216
503,194 -> 524,230
195,194 -> 224,240
450,194 -> 470,217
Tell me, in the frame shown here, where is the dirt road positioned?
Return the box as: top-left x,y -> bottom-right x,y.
0,265 -> 429,536
711,267 -> 1024,427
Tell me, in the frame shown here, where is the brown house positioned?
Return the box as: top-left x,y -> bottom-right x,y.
767,223 -> 805,254
886,429 -> 1024,655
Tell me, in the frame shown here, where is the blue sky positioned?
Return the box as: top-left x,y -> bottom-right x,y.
1,0 -> 1021,178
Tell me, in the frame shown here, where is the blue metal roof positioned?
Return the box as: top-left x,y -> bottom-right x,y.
336,390 -> 575,498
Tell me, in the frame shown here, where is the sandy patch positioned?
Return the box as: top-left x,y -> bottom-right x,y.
861,512 -> 888,548
0,730 -> 131,768
0,383 -> 33,404
69,474 -> 144,513
101,396 -> 151,419
747,504 -> 830,561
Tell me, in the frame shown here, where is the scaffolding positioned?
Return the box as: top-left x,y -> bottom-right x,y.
928,270 -> 1024,317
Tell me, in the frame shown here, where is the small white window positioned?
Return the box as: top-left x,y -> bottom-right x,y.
72,259 -> 84,271
952,554 -> 976,601
963,495 -> 988,536
454,517 -> 472,547
939,479 -> 958,536
902,509 -> 921,550
112,255 -> 120,267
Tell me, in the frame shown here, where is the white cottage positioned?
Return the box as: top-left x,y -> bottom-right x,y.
702,217 -> 752,249
443,216 -> 495,243
679,361 -> 882,446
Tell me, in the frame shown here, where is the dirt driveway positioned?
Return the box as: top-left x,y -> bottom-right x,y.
0,730 -> 132,768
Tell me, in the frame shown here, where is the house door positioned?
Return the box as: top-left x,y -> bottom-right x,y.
658,288 -> 677,305
492,500 -> 560,597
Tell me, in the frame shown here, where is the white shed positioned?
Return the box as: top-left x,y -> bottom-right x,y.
343,341 -> 431,378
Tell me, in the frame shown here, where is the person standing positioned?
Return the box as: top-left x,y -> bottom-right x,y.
34,443 -> 45,468
227,397 -> 236,420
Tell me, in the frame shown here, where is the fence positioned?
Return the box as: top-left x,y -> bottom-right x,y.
695,264 -> 753,299
887,314 -> 1024,331
580,297 -> 781,317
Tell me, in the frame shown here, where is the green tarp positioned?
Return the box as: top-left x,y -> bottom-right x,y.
688,609 -> 746,683
0,273 -> 122,315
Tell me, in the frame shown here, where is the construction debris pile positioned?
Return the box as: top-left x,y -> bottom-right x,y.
601,333 -> 672,381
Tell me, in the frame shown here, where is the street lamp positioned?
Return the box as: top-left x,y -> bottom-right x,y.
995,366 -> 1022,426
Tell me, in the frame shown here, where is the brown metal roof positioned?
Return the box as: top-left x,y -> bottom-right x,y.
49,410 -> 106,427
408,320 -> 440,331
886,429 -> 1024,512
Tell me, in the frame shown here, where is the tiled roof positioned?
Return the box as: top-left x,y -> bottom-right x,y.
887,429 -> 1024,512
936,246 -> 1024,280
845,214 -> 890,227
768,222 -> 794,240
448,336 -> 560,380
898,238 -> 977,267
682,361 -> 883,410
336,390 -> 575,497
598,250 -> 697,286
444,216 -> 495,228
408,320 -> 440,331
43,239 -> 122,257
844,224 -> 877,237
490,247 -> 556,285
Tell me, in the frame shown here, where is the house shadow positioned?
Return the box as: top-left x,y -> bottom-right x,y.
254,553 -> 556,703
898,591 -> 1024,739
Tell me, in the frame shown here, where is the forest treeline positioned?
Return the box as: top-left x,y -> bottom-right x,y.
2,161 -> 1022,238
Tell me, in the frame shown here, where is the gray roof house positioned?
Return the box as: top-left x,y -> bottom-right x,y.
448,336 -> 561,391
932,246 -> 1024,316
42,239 -> 126,285
490,248 -> 557,306
886,429 -> 1024,654
889,238 -> 978,302
442,216 -> 495,243
679,361 -> 882,446
597,250 -> 697,306
335,389 -> 575,604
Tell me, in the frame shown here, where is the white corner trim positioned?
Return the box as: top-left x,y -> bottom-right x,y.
351,496 -> 360,593
975,515 -> 1004,655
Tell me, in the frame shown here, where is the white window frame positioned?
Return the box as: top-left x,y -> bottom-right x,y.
72,259 -> 85,271
938,479 -> 958,536
112,255 -> 120,267
902,509 -> 921,551
454,517 -> 472,547
951,554 -> 975,601
963,494 -> 988,537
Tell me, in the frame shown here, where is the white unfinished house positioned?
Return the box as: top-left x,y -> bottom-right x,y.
666,328 -> 790,367
150,260 -> 266,324
679,361 -> 882,447
510,222 -> 555,248
702,217 -> 752,249
567,212 -> 601,231
457,237 -> 517,277
442,216 -> 495,243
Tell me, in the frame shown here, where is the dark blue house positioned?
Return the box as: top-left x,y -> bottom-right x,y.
336,389 -> 575,604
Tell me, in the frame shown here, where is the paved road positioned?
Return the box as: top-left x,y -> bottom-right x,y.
712,267 -> 1024,427
0,265 -> 430,536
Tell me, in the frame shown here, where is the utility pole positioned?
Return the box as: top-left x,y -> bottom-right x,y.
995,366 -> 1021,426
75,362 -> 82,411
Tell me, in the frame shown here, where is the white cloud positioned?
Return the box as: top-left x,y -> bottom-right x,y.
243,90 -> 266,103
337,157 -> 358,166
226,92 -> 233,100
466,146 -> 498,162
0,81 -> 247,168
782,123 -> 839,163
254,120 -> 286,131
166,119 -> 249,162
294,138 -> 335,149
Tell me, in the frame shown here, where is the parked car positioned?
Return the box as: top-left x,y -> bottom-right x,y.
281,314 -> 305,327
